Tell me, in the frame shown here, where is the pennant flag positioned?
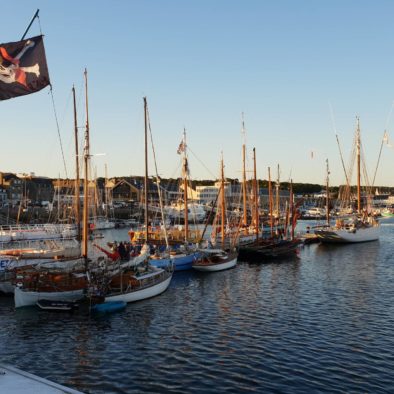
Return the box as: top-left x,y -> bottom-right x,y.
0,35 -> 50,100
177,141 -> 185,154
383,130 -> 389,144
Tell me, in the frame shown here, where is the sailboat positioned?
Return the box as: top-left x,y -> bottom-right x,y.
314,118 -> 380,243
130,130 -> 200,271
193,154 -> 237,272
238,165 -> 301,261
101,97 -> 173,303
210,117 -> 260,249
13,71 -> 113,307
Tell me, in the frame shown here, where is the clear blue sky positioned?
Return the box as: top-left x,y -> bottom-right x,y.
2,1 -> 394,186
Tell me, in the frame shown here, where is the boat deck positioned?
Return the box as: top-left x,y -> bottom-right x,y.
0,364 -> 82,393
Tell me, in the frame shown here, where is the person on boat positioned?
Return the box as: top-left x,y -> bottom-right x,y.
118,242 -> 127,260
125,243 -> 131,260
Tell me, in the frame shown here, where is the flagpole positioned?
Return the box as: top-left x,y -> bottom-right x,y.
21,9 -> 40,40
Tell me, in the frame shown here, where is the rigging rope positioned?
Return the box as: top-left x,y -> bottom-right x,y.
37,14 -> 43,36
146,105 -> 169,248
33,13 -> 68,179
188,147 -> 217,179
330,104 -> 351,203
372,102 -> 394,187
371,131 -> 386,188
49,87 -> 68,178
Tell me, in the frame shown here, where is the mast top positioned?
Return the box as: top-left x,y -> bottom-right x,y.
241,112 -> 246,145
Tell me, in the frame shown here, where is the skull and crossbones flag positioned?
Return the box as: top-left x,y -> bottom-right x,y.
0,35 -> 50,101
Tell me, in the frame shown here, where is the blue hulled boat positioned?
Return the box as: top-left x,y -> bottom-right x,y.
149,250 -> 200,271
91,301 -> 126,314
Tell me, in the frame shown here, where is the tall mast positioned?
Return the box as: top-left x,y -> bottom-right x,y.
82,68 -> 90,259
93,168 -> 98,220
268,167 -> 273,238
57,174 -> 60,222
275,164 -> 280,218
144,97 -> 149,242
241,113 -> 247,227
72,85 -> 81,242
290,179 -> 294,240
356,117 -> 361,214
221,153 -> 225,249
253,148 -> 259,242
326,158 -> 330,225
182,129 -> 189,241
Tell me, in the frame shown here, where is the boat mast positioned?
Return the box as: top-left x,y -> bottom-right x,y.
290,179 -> 294,240
241,113 -> 247,227
144,97 -> 149,243
104,163 -> 108,219
72,85 -> 81,242
268,167 -> 273,238
326,158 -> 330,225
82,69 -> 90,259
253,148 -> 259,242
57,174 -> 60,222
356,117 -> 361,214
221,154 -> 225,249
275,164 -> 280,220
182,129 -> 189,242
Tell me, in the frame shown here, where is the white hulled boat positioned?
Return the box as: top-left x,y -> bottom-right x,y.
315,217 -> 379,243
15,287 -> 85,308
194,154 -> 237,272
103,98 -> 173,302
104,263 -> 173,303
193,249 -> 237,272
314,118 -> 380,244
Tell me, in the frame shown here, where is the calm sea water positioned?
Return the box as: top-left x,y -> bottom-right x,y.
1,221 -> 394,393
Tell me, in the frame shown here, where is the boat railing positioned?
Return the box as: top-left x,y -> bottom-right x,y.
111,267 -> 171,294
0,238 -> 80,254
0,223 -> 78,243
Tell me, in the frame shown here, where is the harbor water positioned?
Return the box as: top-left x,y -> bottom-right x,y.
1,221 -> 394,393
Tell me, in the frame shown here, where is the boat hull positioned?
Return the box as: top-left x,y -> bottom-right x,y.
238,239 -> 301,260
314,226 -> 380,243
104,274 -> 172,303
14,287 -> 84,308
193,255 -> 237,272
0,281 -> 14,294
150,252 -> 198,271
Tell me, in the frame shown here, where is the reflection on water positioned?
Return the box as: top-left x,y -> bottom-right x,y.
1,224 -> 394,393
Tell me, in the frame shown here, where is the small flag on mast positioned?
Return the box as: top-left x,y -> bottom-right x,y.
177,141 -> 185,154
383,130 -> 389,144
0,35 -> 50,100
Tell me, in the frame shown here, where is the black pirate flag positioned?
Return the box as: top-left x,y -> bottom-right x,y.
0,35 -> 50,100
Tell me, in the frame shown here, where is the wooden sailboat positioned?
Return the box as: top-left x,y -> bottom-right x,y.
238,158 -> 301,261
210,117 -> 258,249
102,97 -> 173,303
128,130 -> 203,248
193,154 -> 237,272
235,119 -> 260,246
314,118 -> 380,243
158,130 -> 200,270
13,70 -> 109,307
130,130 -> 200,271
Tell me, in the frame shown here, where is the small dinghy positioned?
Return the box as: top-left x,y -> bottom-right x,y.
91,301 -> 126,314
36,299 -> 79,311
